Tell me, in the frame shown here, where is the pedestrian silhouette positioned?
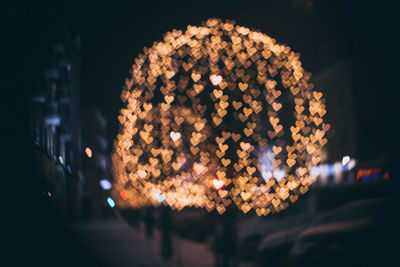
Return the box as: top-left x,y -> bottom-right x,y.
144,206 -> 154,238
160,205 -> 173,260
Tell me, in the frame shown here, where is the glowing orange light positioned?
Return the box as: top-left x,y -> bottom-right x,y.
85,147 -> 92,158
120,191 -> 128,201
110,18 -> 328,216
213,179 -> 224,190
193,163 -> 206,175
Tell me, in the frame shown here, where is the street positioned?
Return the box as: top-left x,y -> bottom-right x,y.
69,216 -> 214,267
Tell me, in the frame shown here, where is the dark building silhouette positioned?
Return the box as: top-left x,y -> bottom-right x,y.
30,35 -> 83,221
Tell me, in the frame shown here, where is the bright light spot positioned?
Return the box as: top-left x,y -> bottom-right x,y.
170,131 -> 181,142
273,169 -> 285,181
193,163 -> 206,175
333,162 -> 343,175
107,197 -> 115,208
259,148 -> 273,181
348,159 -> 356,170
210,74 -> 223,85
342,156 -> 350,166
120,191 -> 128,201
85,147 -> 93,158
58,156 -> 64,164
320,165 -> 330,178
100,179 -> 112,190
213,179 -> 224,190
156,193 -> 166,203
261,171 -> 272,181
310,167 -> 320,177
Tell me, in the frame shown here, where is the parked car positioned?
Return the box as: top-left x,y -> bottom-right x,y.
256,198 -> 388,266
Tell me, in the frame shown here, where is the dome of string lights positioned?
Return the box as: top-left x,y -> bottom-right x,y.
111,18 -> 328,216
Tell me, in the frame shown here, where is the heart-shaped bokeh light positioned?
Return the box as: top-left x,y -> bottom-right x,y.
213,179 -> 225,190
111,18 -> 328,215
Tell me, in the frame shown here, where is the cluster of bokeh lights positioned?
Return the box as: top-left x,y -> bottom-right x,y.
111,18 -> 328,216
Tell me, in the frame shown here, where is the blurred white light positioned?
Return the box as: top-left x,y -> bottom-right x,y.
156,193 -> 166,203
342,156 -> 350,166
58,156 -> 64,164
334,162 -> 343,175
273,169 -> 285,181
320,165 -> 330,178
100,179 -> 112,190
261,171 -> 272,181
348,159 -> 356,170
107,197 -> 115,208
258,148 -> 273,182
310,167 -> 320,177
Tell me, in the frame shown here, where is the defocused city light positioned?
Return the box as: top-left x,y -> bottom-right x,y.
347,159 -> 356,170
170,131 -> 181,142
107,197 -> 115,208
357,168 -> 381,181
120,191 -> 128,201
261,171 -> 273,181
309,157 -> 357,182
213,179 -> 224,190
273,169 -> 286,181
156,193 -> 166,203
342,156 -> 350,166
100,179 -> 112,190
310,167 -> 320,177
44,115 -> 61,126
334,162 -> 342,174
193,163 -> 207,175
85,147 -> 92,158
111,18 -> 328,215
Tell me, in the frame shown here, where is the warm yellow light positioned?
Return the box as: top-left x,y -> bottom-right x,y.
85,147 -> 92,158
193,163 -> 207,175
111,18 -> 328,216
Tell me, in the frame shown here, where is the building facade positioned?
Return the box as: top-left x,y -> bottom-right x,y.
30,35 -> 83,221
